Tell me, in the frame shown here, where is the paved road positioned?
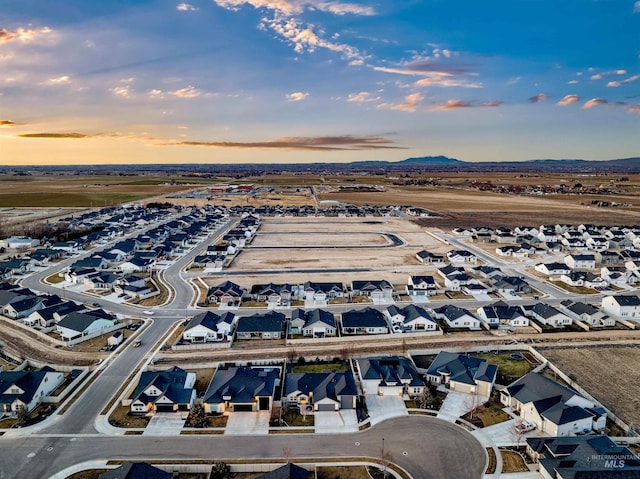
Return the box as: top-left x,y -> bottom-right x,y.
0,416 -> 486,479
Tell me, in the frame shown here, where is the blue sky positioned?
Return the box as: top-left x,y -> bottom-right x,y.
1,0 -> 639,165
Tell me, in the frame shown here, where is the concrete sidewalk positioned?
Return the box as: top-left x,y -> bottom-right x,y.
436,391 -> 489,422
315,410 -> 358,434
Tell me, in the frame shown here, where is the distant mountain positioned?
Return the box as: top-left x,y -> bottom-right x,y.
397,155 -> 463,165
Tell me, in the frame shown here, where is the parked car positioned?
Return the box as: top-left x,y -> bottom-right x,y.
515,421 -> 536,433
133,340 -> 142,348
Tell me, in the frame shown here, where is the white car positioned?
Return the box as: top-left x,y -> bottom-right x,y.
143,310 -> 154,315
515,421 -> 536,433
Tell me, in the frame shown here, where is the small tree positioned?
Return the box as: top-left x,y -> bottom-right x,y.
515,417 -> 525,447
418,387 -> 433,409
187,403 -> 208,428
210,461 -> 231,479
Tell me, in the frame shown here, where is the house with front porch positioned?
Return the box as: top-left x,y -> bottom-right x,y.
340,308 -> 389,335
384,304 -> 438,332
206,281 -> 246,306
203,366 -> 278,413
289,308 -> 336,337
501,372 -> 606,436
406,275 -> 438,297
350,280 -> 394,302
0,366 -> 64,416
284,370 -> 357,412
182,311 -> 236,343
357,356 -> 425,397
426,351 -> 497,396
127,366 -> 196,414
476,301 -> 529,329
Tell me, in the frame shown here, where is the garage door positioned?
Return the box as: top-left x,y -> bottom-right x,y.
233,404 -> 253,412
317,403 -> 335,412
156,404 -> 174,412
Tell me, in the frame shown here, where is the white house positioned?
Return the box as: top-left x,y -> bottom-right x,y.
564,254 -> 596,270
601,295 -> 640,319
182,311 -> 236,343
0,366 -> 64,415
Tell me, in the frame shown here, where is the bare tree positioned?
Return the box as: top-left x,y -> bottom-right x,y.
282,447 -> 292,463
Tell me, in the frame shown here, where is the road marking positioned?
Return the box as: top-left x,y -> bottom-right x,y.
355,442 -> 360,446
402,451 -> 408,455
70,438 -> 77,442
27,453 -> 35,458
47,446 -> 54,452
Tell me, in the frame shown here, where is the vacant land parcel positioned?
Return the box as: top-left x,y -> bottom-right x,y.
540,346 -> 640,429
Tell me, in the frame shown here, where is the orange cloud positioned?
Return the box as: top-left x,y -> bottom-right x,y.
582,98 -> 608,109
556,94 -> 580,106
432,99 -> 502,111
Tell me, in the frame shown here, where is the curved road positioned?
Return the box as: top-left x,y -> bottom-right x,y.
0,416 -> 486,479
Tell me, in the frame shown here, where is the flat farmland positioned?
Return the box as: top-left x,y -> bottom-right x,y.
317,187 -> 640,228
0,175 -> 194,207
540,346 -> 640,428
203,217 -> 448,287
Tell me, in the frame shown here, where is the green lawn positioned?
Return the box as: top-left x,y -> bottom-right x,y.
473,353 -> 531,378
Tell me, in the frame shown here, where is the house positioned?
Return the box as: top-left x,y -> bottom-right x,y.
501,372 -> 606,436
476,301 -> 529,328
493,276 -> 532,294
128,366 -> 196,414
447,250 -> 478,263
98,462 -> 172,479
559,271 -> 608,289
284,370 -> 357,411
526,436 -> 640,479
206,280 -> 245,306
426,352 -> 497,396
432,305 -> 481,330
341,308 -> 389,335
249,283 -> 293,307
350,280 -> 394,301
535,262 -> 571,276
559,300 -> 614,327
415,250 -> 445,264
303,282 -> 344,305
444,273 -> 476,292
27,300 -> 85,328
472,265 -> 503,280
406,275 -> 438,297
530,303 -> 572,328
182,311 -> 236,342
564,254 -> 596,270
289,308 -> 336,337
56,311 -> 118,341
0,236 -> 39,249
601,294 -> 640,319
235,312 -> 284,340
203,366 -> 278,413
3,295 -> 43,320
384,304 -> 438,332
0,366 -> 64,415
357,356 -> 425,397
255,464 -> 309,479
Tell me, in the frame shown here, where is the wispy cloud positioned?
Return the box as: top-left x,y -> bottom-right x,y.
628,104 -> 640,113
109,85 -> 133,98
590,69 -> 626,80
528,93 -> 548,103
432,99 -> 502,111
556,94 -> 580,106
176,2 -> 199,11
314,2 -> 375,16
286,91 -> 309,101
377,93 -> 424,112
607,74 -> 639,87
18,132 -> 90,139
214,0 -> 374,16
347,91 -> 379,103
42,75 -> 71,85
169,85 -> 201,98
172,134 -> 405,150
583,98 -> 608,109
0,26 -> 52,44
1,120 -> 18,127
373,58 -> 482,89
634,1 -> 640,13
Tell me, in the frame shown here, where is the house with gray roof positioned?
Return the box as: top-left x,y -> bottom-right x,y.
98,462 -> 172,479
530,303 -> 572,328
560,300 -> 614,327
426,352 -> 497,396
501,372 -> 606,436
284,370 -> 357,411
477,301 -> 529,329
384,304 -> 438,332
526,436 -> 640,479
236,312 -> 284,340
406,275 -> 438,297
255,463 -> 309,479
206,280 -> 245,306
289,309 -> 336,337
203,366 -> 278,413
601,294 -> 640,319
127,366 -> 196,414
357,356 -> 425,397
56,311 -> 118,341
0,366 -> 64,415
432,305 -> 481,330
341,308 -> 389,335
182,311 -> 236,343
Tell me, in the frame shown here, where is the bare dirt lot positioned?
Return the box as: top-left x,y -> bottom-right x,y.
539,346 -> 640,428
317,187 -> 640,228
202,217 -> 449,287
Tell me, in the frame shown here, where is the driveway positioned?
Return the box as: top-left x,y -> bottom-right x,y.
365,395 -> 407,425
477,418 -> 543,447
224,411 -> 270,435
143,413 -> 187,436
315,410 -> 358,434
437,391 -> 489,422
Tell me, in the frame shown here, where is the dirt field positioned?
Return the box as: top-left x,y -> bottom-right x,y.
202,217 -> 449,288
317,187 -> 640,228
540,346 -> 640,428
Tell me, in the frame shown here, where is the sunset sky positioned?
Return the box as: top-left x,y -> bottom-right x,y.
1,0 -> 640,165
